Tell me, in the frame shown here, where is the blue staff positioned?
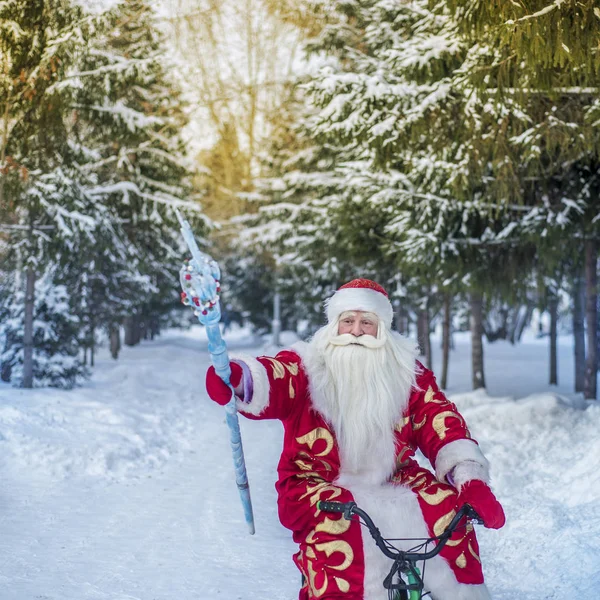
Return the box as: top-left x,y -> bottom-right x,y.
176,209 -> 255,535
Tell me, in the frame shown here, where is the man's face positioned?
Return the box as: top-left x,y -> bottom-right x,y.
337,311 -> 378,338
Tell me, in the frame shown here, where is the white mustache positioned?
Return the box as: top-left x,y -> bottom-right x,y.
329,333 -> 387,349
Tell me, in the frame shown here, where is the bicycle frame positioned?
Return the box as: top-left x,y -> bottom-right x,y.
317,500 -> 480,600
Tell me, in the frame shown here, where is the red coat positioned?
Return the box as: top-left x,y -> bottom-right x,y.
235,348 -> 490,600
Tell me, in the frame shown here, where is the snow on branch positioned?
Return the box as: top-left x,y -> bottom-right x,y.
505,0 -> 567,25
86,181 -> 203,214
80,100 -> 163,132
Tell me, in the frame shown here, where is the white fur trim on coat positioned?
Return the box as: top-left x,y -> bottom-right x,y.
326,287 -> 394,328
229,353 -> 270,416
337,476 -> 491,600
435,439 -> 490,488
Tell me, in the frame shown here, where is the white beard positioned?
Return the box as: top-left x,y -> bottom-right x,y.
296,324 -> 419,485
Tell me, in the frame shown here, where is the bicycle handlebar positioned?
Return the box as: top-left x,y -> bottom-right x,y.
317,500 -> 481,562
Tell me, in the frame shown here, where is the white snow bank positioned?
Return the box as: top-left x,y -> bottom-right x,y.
0,326 -> 598,599
449,388 -> 600,599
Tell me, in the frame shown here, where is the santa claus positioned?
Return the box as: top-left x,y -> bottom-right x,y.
206,279 -> 505,600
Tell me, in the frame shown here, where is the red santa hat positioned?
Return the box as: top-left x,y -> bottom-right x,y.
325,279 -> 393,329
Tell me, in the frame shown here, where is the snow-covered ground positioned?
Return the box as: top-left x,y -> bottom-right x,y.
0,326 -> 598,599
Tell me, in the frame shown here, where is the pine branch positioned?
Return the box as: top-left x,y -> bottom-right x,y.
505,0 -> 568,25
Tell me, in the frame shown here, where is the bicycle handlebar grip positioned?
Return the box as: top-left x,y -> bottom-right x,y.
464,504 -> 484,524
317,501 -> 348,513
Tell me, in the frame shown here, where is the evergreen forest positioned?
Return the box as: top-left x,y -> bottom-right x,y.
1,0 -> 599,398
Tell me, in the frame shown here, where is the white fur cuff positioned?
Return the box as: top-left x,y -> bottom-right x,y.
435,439 -> 489,487
229,353 -> 270,416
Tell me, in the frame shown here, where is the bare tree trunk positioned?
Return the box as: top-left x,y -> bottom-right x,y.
548,293 -> 558,385
124,316 -> 135,346
150,317 -> 159,340
584,239 -> 597,400
133,316 -> 142,345
417,306 -> 432,368
110,324 -> 121,360
573,271 -> 585,392
470,291 -> 486,390
0,361 -> 11,382
22,264 -> 36,388
140,317 -> 148,341
441,293 -> 451,389
514,304 -> 534,343
90,324 -> 95,368
394,300 -> 405,335
83,346 -> 88,366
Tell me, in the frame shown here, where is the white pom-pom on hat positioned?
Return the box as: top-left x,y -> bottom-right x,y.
325,279 -> 393,329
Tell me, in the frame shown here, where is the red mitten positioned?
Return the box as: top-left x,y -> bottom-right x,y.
205,362 -> 243,406
458,480 -> 506,529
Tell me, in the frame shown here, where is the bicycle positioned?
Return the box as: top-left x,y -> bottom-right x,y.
317,500 -> 482,600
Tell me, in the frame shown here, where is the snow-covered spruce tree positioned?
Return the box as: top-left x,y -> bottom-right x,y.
235,87 -> 400,333
0,0 -> 113,387
0,265 -> 88,388
69,0 -> 207,348
295,0 -> 586,388
444,0 -> 600,396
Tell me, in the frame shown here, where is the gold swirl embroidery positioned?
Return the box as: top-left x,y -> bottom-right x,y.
468,540 -> 481,563
296,451 -> 333,472
289,378 -> 296,399
455,552 -> 467,568
297,471 -> 325,480
424,386 -> 446,404
296,428 -> 334,457
445,537 -> 464,547
431,411 -> 464,440
418,487 -> 455,506
406,476 -> 428,491
315,540 -> 354,571
295,459 -> 314,471
433,510 -> 456,537
299,481 -> 330,501
433,509 -> 465,547
263,357 -> 286,379
334,576 -> 350,592
285,362 -> 299,375
395,416 -> 410,432
306,551 -> 328,597
411,414 -> 427,431
299,482 -> 343,510
316,516 -> 352,536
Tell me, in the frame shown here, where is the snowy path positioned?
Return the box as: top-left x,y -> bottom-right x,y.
0,329 -> 298,600
0,327 -> 599,599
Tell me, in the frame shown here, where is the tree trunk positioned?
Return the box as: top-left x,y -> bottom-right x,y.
514,304 -> 534,343
134,316 -> 142,345
140,317 -> 148,341
22,264 -> 36,388
417,306 -> 432,368
573,271 -> 585,392
441,293 -> 451,389
584,239 -> 597,400
394,300 -> 405,335
150,317 -> 159,340
110,324 -> 121,360
548,293 -> 558,385
470,291 -> 486,390
124,316 -> 135,346
0,361 -> 11,382
90,325 -> 95,368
